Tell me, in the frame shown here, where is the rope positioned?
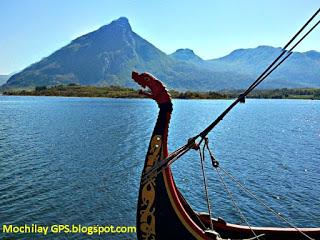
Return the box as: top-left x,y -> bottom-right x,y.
215,167 -> 261,240
242,234 -> 266,240
218,166 -> 315,240
196,7 -> 320,142
203,139 -> 260,239
140,7 -> 320,188
141,140 -> 193,185
199,144 -> 214,230
247,18 -> 320,93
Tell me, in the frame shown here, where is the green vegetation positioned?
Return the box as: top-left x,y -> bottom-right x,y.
3,85 -> 141,98
170,90 -> 226,99
3,85 -> 320,100
225,88 -> 320,100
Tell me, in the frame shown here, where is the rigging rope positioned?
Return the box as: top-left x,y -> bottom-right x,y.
203,138 -> 261,239
141,7 -> 320,184
215,168 -> 261,240
201,139 -> 313,239
139,9 -> 320,240
245,18 -> 320,94
199,143 -> 214,230
218,166 -> 315,240
141,142 -> 192,184
196,8 -> 320,143
242,234 -> 266,240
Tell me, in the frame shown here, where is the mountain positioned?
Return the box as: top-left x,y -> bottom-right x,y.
170,48 -> 203,64
3,17 -> 320,90
5,17 -> 165,88
206,46 -> 320,88
3,17 -> 242,90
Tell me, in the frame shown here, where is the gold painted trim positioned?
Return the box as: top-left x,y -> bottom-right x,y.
138,135 -> 162,240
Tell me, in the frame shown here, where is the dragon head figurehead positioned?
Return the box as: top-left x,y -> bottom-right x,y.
132,72 -> 173,240
132,71 -> 171,105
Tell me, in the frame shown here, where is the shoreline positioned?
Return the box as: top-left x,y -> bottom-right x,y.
2,93 -> 319,101
2,85 -> 320,100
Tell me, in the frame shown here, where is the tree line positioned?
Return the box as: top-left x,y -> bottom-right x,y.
3,84 -> 320,100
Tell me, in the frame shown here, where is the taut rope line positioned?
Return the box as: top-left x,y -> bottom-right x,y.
141,8 -> 320,183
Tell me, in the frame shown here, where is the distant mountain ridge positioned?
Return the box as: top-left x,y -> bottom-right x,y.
3,17 -> 320,90
206,46 -> 320,88
170,48 -> 204,63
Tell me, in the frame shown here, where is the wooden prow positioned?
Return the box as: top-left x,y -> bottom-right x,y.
132,71 -> 320,240
132,71 -> 213,240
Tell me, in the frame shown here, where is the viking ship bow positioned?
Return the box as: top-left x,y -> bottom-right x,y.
132,71 -> 320,240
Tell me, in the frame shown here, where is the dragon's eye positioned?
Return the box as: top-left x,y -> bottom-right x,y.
144,77 -> 149,81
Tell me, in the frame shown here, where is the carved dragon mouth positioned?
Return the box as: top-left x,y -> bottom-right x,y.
131,71 -> 145,88
132,71 -> 151,94
131,71 -> 172,104
131,71 -> 140,82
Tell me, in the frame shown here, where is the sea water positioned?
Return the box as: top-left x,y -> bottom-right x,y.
0,96 -> 319,239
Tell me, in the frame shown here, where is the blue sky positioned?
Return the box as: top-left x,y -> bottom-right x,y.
0,0 -> 319,74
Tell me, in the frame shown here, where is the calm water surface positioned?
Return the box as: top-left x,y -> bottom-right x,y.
0,96 -> 319,239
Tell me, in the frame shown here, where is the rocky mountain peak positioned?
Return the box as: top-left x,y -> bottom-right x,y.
170,48 -> 203,62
